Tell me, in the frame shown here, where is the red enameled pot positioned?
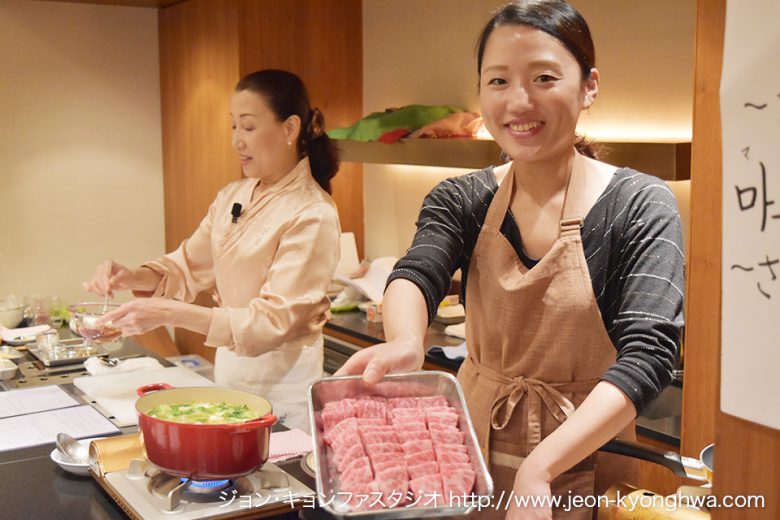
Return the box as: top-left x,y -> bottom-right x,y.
135,383 -> 277,479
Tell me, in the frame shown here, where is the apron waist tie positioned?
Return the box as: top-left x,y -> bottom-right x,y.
471,359 -> 599,448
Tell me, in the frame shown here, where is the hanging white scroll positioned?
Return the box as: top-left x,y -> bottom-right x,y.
720,0 -> 780,430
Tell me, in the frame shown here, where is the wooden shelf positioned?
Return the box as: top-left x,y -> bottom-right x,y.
338,138 -> 502,170
338,138 -> 691,180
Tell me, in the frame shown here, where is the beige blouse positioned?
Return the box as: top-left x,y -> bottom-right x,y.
143,158 -> 341,356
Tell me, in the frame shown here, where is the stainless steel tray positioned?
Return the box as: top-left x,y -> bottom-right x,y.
308,371 -> 493,518
28,340 -> 106,366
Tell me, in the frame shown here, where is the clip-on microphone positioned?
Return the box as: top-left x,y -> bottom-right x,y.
231,203 -> 242,224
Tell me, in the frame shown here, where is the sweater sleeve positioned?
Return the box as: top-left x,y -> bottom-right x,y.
139,195 -> 219,302
387,177 -> 469,323
600,178 -> 685,413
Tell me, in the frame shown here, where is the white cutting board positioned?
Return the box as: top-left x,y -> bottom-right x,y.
73,366 -> 216,427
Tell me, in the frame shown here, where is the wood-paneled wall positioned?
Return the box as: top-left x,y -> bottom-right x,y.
158,0 -> 363,361
159,0 -> 241,252
685,1 -> 779,517
239,0 -> 364,257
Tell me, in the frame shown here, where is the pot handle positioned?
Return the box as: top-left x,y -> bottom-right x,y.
229,414 -> 278,433
136,383 -> 174,397
599,438 -> 709,481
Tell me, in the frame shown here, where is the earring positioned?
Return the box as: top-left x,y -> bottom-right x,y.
287,141 -> 292,146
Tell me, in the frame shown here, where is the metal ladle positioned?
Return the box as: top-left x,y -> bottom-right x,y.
56,433 -> 89,464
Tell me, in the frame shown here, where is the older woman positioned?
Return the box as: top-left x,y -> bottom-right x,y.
85,70 -> 341,432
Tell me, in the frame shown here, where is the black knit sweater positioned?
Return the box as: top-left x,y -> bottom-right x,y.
387,167 -> 685,413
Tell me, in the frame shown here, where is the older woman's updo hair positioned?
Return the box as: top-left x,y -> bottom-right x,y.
235,70 -> 340,193
476,0 -> 598,158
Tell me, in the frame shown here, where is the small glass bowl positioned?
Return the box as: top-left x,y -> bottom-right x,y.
67,302 -> 122,344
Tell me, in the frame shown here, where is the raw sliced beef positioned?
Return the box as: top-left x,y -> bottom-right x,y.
434,443 -> 468,457
428,422 -> 460,432
319,394 -> 477,512
409,474 -> 444,501
438,462 -> 472,474
390,407 -> 425,418
436,450 -> 470,465
407,460 -> 439,479
335,442 -> 367,472
426,411 -> 459,427
387,397 -> 420,409
330,428 -> 362,454
369,451 -> 403,462
442,468 -> 476,497
403,450 -> 436,466
401,439 -> 433,455
430,429 -> 465,444
364,442 -> 403,458
340,456 -> 373,485
396,430 -> 431,444
373,459 -> 406,475
416,396 -> 449,408
370,466 -> 410,506
390,419 -> 427,430
361,430 -> 398,445
353,397 -> 388,419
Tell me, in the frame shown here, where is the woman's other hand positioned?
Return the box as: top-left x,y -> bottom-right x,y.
506,464 -> 553,520
335,337 -> 425,384
82,260 -> 134,298
96,298 -> 173,336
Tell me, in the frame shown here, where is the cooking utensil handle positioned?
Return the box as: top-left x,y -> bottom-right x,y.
136,382 -> 173,396
229,414 -> 278,433
599,439 -> 707,480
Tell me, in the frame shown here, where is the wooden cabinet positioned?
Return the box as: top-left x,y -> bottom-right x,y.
158,0 -> 363,360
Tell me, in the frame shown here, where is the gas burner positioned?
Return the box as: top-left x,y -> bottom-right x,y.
183,478 -> 231,495
99,457 -> 314,519
148,470 -> 254,510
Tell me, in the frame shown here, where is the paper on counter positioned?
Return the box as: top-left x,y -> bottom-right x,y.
428,340 -> 468,361
335,256 -> 397,303
0,385 -> 79,419
0,405 -> 120,452
336,232 -> 361,276
443,322 -> 466,339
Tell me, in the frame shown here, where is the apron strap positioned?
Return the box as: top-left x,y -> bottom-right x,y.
560,217 -> 584,236
483,161 -> 516,232
487,150 -> 589,237
476,361 -> 599,449
559,151 -> 590,237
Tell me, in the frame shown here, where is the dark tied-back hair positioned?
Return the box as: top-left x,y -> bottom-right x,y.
476,0 -> 598,158
235,69 -> 340,193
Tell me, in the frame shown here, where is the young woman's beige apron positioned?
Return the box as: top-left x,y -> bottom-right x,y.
458,154 -> 637,519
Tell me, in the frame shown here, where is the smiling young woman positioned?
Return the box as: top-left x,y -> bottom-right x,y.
337,2 -> 685,518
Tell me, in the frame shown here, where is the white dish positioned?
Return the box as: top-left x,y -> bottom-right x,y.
49,436 -> 106,476
3,335 -> 37,346
0,345 -> 23,360
1,324 -> 52,346
0,358 -> 17,379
